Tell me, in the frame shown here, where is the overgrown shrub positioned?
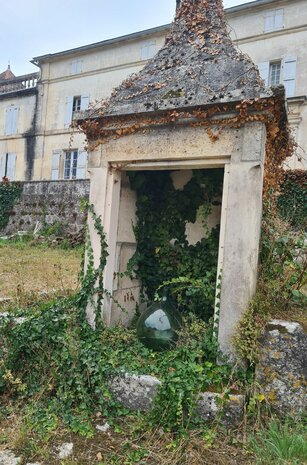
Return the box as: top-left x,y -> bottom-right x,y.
0,204 -> 244,436
0,181 -> 23,231
0,300 -> 245,435
234,212 -> 306,364
127,169 -> 223,321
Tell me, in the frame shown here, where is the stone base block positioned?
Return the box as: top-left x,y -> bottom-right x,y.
196,392 -> 245,424
108,374 -> 161,411
107,373 -> 245,424
256,319 -> 307,415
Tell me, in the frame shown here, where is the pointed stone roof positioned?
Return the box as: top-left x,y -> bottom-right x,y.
99,0 -> 270,117
0,65 -> 16,81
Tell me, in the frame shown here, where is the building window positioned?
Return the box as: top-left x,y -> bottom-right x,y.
141,41 -> 157,60
264,9 -> 284,32
1,153 -> 16,180
258,57 -> 297,97
5,105 -> 19,135
64,150 -> 78,180
269,61 -> 281,86
70,60 -> 83,75
65,95 -> 90,128
73,96 -> 81,112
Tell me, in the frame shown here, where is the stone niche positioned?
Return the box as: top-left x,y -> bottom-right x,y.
79,0 -> 288,355
86,120 -> 266,355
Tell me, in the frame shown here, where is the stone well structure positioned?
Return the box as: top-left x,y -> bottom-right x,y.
78,0 -> 288,355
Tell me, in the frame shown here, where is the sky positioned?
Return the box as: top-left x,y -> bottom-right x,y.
0,0 -> 254,76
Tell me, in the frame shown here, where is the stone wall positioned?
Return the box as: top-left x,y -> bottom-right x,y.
2,180 -> 90,235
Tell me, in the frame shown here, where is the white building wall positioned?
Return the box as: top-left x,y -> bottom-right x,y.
0,0 -> 306,180
0,93 -> 36,180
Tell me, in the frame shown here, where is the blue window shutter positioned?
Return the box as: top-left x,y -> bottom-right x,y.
1,154 -> 7,177
5,106 -> 19,135
81,95 -> 90,111
51,150 -> 61,180
5,108 -> 12,135
283,57 -> 297,97
257,62 -> 270,86
7,153 -> 16,180
11,107 -> 19,134
76,151 -> 87,179
64,96 -> 74,128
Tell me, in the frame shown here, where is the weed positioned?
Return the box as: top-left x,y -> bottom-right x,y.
249,419 -> 307,464
234,213 -> 306,364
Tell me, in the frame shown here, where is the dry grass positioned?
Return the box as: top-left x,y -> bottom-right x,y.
0,241 -> 82,310
0,412 -> 254,465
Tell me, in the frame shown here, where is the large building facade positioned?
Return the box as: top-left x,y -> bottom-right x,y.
0,0 -> 306,182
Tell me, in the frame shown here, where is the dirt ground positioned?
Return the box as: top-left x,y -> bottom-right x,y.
0,411 -> 254,465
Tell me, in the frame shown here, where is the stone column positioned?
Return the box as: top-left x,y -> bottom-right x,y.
86,163 -> 121,327
218,122 -> 266,355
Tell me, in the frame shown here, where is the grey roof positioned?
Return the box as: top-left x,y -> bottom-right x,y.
92,0 -> 270,118
32,0 -> 281,63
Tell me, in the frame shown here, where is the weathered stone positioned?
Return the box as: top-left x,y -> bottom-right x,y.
256,319 -> 307,414
56,443 -> 74,459
86,0 -> 268,119
1,180 -> 90,236
96,422 -> 110,433
107,372 -> 244,424
196,392 -> 244,425
0,451 -> 21,465
25,463 -> 42,465
108,373 -> 161,411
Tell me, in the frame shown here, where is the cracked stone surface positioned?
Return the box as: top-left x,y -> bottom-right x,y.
0,451 -> 21,465
256,320 -> 307,414
196,392 -> 244,425
108,374 -> 161,411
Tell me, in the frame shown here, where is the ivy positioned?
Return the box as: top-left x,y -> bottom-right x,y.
0,181 -> 23,231
278,169 -> 307,230
127,169 -> 223,320
0,202 -> 248,437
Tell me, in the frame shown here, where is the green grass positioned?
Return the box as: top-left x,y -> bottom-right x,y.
250,419 -> 307,464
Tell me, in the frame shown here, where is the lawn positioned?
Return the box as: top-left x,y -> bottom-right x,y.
0,241 -> 82,310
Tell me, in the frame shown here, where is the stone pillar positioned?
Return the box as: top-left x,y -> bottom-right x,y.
218,122 -> 266,355
86,164 -> 121,327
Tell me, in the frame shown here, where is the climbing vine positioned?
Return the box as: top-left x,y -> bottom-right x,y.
127,169 -> 223,321
278,169 -> 307,230
0,204 -> 247,437
0,181 -> 23,231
